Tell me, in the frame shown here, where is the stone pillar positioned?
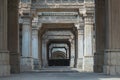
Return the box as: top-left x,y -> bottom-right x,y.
104,0 -> 120,75
0,0 -> 10,76
42,38 -> 48,67
75,23 -> 84,69
32,28 -> 41,69
94,0 -> 105,73
20,16 -> 33,72
70,37 -> 75,68
8,0 -> 20,73
84,16 -> 94,71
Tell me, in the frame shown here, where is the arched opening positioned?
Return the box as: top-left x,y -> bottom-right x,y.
46,39 -> 71,66
49,50 -> 70,66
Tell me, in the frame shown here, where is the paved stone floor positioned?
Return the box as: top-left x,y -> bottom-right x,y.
0,72 -> 120,80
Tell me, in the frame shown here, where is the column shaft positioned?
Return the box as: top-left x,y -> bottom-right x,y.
8,0 -> 20,73
0,0 -> 10,76
70,39 -> 75,67
83,16 -> 94,71
32,29 -> 40,69
104,0 -> 120,75
21,17 -> 33,72
42,39 -> 47,67
77,29 -> 84,69
94,0 -> 106,73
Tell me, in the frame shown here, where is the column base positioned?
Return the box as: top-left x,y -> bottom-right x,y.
104,50 -> 120,75
104,65 -> 120,75
70,58 -> 75,68
0,51 -> 10,76
83,56 -> 93,72
10,52 -> 20,73
94,52 -> 104,73
33,58 -> 41,70
20,57 -> 33,72
77,58 -> 83,69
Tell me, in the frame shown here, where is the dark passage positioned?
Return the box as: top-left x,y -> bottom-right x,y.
48,59 -> 70,66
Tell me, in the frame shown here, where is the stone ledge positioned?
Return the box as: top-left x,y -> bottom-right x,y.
105,49 -> 120,52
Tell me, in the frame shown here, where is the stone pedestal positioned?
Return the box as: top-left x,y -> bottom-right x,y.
21,17 -> 33,72
20,57 -> 33,72
0,51 -> 10,76
94,52 -> 104,72
104,50 -> 120,75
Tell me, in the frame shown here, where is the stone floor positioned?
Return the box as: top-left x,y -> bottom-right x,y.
0,72 -> 120,80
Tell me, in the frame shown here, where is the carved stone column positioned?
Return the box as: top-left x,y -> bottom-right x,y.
42,37 -> 48,67
0,0 -> 10,76
32,27 -> 41,69
104,0 -> 120,75
20,16 -> 33,72
69,37 -> 75,68
83,15 -> 94,71
94,0 -> 105,73
8,0 -> 20,73
74,23 -> 84,69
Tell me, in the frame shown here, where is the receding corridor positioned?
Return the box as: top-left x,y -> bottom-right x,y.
0,72 -> 120,80
1,0 -> 120,78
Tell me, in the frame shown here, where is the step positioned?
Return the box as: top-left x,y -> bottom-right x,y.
24,67 -> 82,73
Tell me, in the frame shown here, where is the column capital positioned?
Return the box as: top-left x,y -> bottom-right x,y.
22,15 -> 32,25
79,7 -> 87,17
84,16 -> 94,25
74,23 -> 84,30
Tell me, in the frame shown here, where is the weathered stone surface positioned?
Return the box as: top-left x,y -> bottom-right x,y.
0,52 -> 10,76
20,57 -> 33,72
83,57 -> 93,72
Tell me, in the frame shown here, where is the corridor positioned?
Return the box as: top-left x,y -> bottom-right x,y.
0,72 -> 120,80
